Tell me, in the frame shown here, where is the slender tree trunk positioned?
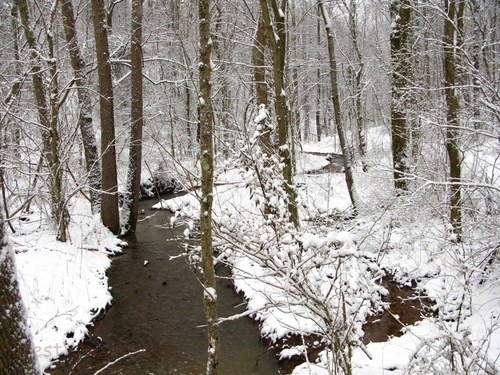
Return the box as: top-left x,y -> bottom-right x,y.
124,0 -> 144,234
319,0 -> 358,212
1,2 -> 23,233
443,0 -> 463,240
91,0 -> 120,235
316,6 -> 322,142
252,16 -> 271,149
46,2 -> 68,242
198,0 -> 220,373
390,0 -> 412,192
0,209 -> 38,374
60,0 -> 102,215
347,0 -> 367,171
259,0 -> 299,228
15,0 -> 68,241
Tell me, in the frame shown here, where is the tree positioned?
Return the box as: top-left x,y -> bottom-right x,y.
443,0 -> 463,240
259,0 -> 299,228
343,0 -> 368,171
91,0 -> 120,235
319,0 -> 358,212
198,0 -> 220,373
15,0 -> 69,241
60,0 -> 101,215
390,0 -> 412,192
0,208 -> 38,374
123,0 -> 144,234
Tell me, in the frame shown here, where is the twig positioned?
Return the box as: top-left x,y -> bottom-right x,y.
93,349 -> 146,374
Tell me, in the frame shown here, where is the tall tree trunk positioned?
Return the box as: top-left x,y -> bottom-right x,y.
319,0 -> 358,213
259,0 -> 299,228
252,16 -> 271,149
198,0 -> 220,373
124,0 -> 144,234
60,0 -> 102,215
347,0 -> 367,171
316,6 -> 322,142
443,0 -> 463,240
15,0 -> 68,241
91,0 -> 120,235
390,0 -> 412,191
0,209 -> 38,374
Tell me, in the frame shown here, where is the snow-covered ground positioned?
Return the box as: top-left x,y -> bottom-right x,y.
11,204 -> 124,372
157,127 -> 500,374
13,125 -> 500,374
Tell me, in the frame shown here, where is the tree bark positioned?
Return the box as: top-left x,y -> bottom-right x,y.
0,210 -> 38,374
124,0 -> 144,234
390,0 -> 412,191
319,0 -> 358,213
15,0 -> 68,241
60,0 -> 102,215
91,0 -> 120,235
259,0 -> 299,228
347,0 -> 367,171
443,0 -> 463,240
198,0 -> 220,373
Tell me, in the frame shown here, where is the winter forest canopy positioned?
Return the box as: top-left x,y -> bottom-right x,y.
0,0 -> 499,374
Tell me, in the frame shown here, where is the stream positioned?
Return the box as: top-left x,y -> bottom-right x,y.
48,197 -> 281,375
47,158 -> 433,374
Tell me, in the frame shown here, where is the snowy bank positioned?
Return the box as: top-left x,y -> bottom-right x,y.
12,207 -> 124,372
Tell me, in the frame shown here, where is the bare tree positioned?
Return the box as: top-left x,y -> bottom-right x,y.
123,0 -> 144,234
91,0 -> 120,234
259,0 -> 299,228
15,0 -> 69,241
319,0 -> 358,212
390,0 -> 412,192
60,0 -> 101,214
344,0 -> 368,171
443,0 -> 463,240
198,0 -> 220,373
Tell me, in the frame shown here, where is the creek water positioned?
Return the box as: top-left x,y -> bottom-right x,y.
48,197 -> 281,375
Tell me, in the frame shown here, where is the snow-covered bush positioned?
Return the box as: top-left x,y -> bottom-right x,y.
213,128 -> 386,374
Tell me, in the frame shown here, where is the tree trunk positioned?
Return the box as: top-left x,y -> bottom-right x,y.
60,0 -> 102,215
443,0 -> 463,240
319,0 -> 358,213
252,16 -> 271,150
124,0 -> 144,234
15,0 -> 68,241
198,0 -> 220,373
0,210 -> 38,374
259,0 -> 299,228
390,0 -> 412,191
316,7 -> 322,142
347,0 -> 367,171
91,0 -> 120,235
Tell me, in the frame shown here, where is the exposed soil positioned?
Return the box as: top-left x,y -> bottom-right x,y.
363,275 -> 435,344
270,275 -> 435,374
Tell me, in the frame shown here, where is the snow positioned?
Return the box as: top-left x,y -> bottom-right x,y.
12,125 -> 500,374
254,104 -> 268,124
204,287 -> 217,301
158,126 -> 500,374
12,203 -> 124,372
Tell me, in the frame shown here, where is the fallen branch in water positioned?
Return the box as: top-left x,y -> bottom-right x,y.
93,349 -> 146,374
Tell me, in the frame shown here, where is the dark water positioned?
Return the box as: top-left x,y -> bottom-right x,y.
48,198 -> 280,375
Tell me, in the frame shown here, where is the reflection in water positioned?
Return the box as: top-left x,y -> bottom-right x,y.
48,198 -> 280,375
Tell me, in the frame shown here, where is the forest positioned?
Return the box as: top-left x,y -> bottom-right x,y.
0,0 -> 499,374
